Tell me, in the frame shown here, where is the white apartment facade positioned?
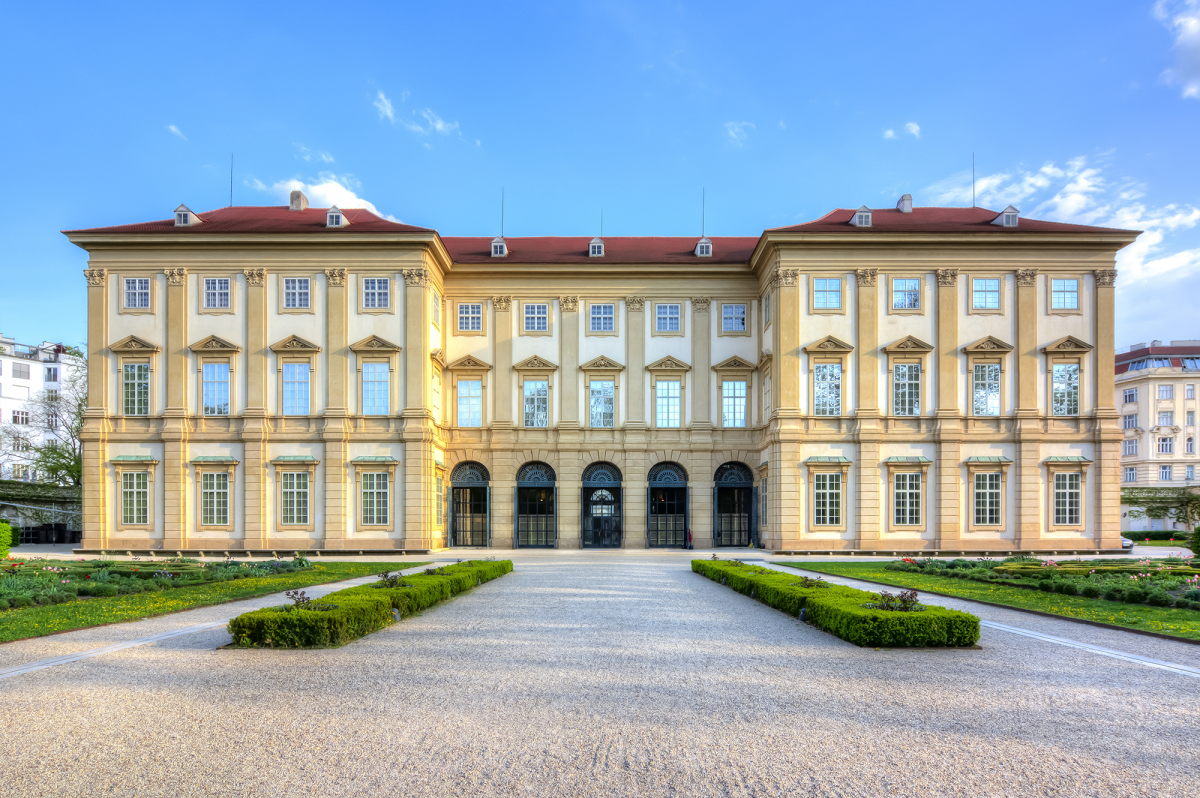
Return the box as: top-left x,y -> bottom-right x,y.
0,335 -> 72,481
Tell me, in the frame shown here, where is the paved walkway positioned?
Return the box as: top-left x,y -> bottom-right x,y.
2,552 -> 1198,797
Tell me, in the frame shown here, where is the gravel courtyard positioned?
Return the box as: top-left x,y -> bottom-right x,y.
2,551 -> 1197,797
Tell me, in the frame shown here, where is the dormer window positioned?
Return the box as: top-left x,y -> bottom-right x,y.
176,212 -> 189,225
491,236 -> 507,257
589,237 -> 604,257
849,206 -> 872,227
326,206 -> 346,228
173,204 -> 199,227
992,205 -> 1020,228
695,237 -> 712,257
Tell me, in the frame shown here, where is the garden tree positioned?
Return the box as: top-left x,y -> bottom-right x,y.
1121,486 -> 1200,555
0,345 -> 85,487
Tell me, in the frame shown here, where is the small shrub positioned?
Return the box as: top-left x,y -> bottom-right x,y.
1147,590 -> 1172,607
1124,588 -> 1147,604
1080,585 -> 1100,598
10,595 -> 33,608
1104,587 -> 1126,602
90,584 -> 118,598
0,598 -> 8,610
1060,583 -> 1079,596
1039,580 -> 1055,592
1183,589 -> 1200,602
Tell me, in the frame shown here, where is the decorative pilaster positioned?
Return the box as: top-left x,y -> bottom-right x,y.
493,296 -> 513,429
854,268 -> 880,548
81,269 -> 109,548
1094,269 -> 1121,549
559,296 -> 580,429
162,268 -> 189,549
1015,268 -> 1041,548
625,296 -> 646,429
690,297 -> 713,429
323,268 -> 350,549
242,268 -> 267,549
935,268 -> 961,547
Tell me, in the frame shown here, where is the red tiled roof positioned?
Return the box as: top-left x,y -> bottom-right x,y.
443,236 -> 759,264
770,206 -> 1138,235
63,206 -> 434,235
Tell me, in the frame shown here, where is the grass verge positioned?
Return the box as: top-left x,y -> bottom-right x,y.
780,561 -> 1200,642
0,562 -> 430,643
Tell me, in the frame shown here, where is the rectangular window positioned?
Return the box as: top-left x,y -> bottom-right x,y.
656,380 -> 681,428
1159,411 -> 1175,426
813,278 -> 841,310
813,363 -> 842,416
12,363 -> 29,380
123,363 -> 150,416
1185,360 -> 1200,370
1124,467 -> 1137,483
590,380 -> 615,428
1189,466 -> 1196,481
44,367 -> 58,382
892,278 -> 920,310
121,471 -> 149,525
202,363 -> 230,416
972,278 -> 1000,310
973,364 -> 1001,416
973,473 -> 1001,525
722,304 -> 746,332
763,292 -> 771,327
1051,364 -> 1079,416
1123,388 -> 1137,403
282,363 -> 310,416
284,278 -> 310,309
1053,473 -> 1081,525
656,303 -> 680,332
1189,410 -> 1196,426
893,363 -> 921,416
124,277 -> 150,309
361,363 -> 389,415
203,277 -> 230,309
893,473 -> 921,525
432,290 -> 442,328
200,472 -> 229,526
1123,439 -> 1137,456
1160,465 -> 1173,481
362,277 -> 389,309
1159,385 -> 1175,400
11,411 -> 28,425
436,475 -> 444,526
1189,384 -> 1196,399
1123,414 -> 1138,429
523,380 -> 549,427
457,379 -> 482,427
524,303 -> 548,332
360,472 -> 389,525
814,473 -> 842,525
1159,437 -> 1174,454
458,303 -> 482,332
1051,278 -> 1079,310
432,372 -> 442,423
760,477 -> 768,525
281,472 -> 309,525
590,303 -> 614,332
722,380 -> 747,427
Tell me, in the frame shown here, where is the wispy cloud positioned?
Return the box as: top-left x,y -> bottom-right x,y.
248,172 -> 398,220
294,144 -> 334,163
375,89 -> 465,144
1155,0 -> 1200,98
778,120 -> 786,130
374,90 -> 395,122
904,122 -> 921,137
724,121 -> 755,146
883,129 -> 896,139
167,124 -> 187,141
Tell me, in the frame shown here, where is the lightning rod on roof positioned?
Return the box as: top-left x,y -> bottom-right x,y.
702,188 -> 706,237
972,153 -> 975,208
601,209 -> 604,238
230,153 -> 234,207
501,188 -> 505,237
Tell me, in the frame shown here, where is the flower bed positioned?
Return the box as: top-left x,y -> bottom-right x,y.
692,559 -> 979,648
227,559 -> 514,648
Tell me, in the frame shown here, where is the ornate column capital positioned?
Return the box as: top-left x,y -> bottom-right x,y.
243,268 -> 265,286
558,295 -> 579,312
625,296 -> 645,312
1016,269 -> 1039,287
1095,269 -> 1118,286
855,268 -> 877,286
165,267 -> 187,285
324,268 -> 346,287
936,269 -> 959,287
779,269 -> 799,286
690,296 -> 711,312
402,268 -> 428,286
491,295 -> 512,312
84,268 -> 107,287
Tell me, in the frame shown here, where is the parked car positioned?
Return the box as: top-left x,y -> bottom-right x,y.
1121,537 -> 1134,551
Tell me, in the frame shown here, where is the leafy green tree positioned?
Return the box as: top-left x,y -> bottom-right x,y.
1,345 -> 84,487
1121,487 -> 1200,555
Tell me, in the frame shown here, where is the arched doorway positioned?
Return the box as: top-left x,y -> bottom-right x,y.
450,462 -> 490,547
648,462 -> 688,547
714,462 -> 754,547
516,461 -> 556,547
582,462 -> 622,548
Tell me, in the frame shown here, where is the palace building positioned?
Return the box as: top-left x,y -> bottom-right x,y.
64,193 -> 1137,552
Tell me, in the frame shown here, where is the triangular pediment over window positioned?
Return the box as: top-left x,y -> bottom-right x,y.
581,356 -> 624,371
803,335 -> 854,355
514,355 -> 558,371
882,335 -> 934,354
189,335 -> 241,354
1041,335 -> 1094,354
961,335 -> 1014,354
646,356 -> 691,372
447,354 -> 492,371
712,356 -> 757,373
349,335 -> 401,353
269,335 -> 322,354
110,335 -> 161,354
430,348 -> 447,368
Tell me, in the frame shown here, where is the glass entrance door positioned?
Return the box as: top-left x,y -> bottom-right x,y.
452,486 -> 488,546
583,487 -> 622,547
516,487 -> 556,547
648,487 -> 687,547
715,487 -> 751,546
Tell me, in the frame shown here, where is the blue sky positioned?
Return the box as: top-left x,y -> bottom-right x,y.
2,1 -> 1199,349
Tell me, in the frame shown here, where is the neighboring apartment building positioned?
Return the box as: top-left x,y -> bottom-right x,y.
64,193 -> 1137,552
1115,339 -> 1200,534
0,335 -> 69,480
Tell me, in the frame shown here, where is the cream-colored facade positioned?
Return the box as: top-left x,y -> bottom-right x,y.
65,195 -> 1137,552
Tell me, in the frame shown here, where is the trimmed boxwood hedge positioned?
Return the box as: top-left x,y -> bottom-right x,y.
228,559 -> 513,648
693,559 -> 980,648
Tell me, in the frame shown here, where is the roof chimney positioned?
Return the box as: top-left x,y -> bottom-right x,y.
897,194 -> 913,213
289,190 -> 308,211
1151,340 -> 1163,348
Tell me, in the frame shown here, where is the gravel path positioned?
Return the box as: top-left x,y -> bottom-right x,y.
2,552 -> 1198,797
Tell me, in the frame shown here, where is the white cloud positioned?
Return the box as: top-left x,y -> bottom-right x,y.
883,129 -> 896,139
904,122 -> 920,137
419,109 -> 459,135
778,120 -> 786,130
374,90 -> 395,122
1156,0 -> 1200,98
724,121 -> 755,146
248,172 -> 389,218
294,144 -> 334,163
167,124 -> 187,141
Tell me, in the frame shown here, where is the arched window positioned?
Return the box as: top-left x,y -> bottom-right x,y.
648,462 -> 688,484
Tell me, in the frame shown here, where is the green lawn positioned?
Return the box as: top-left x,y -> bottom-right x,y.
0,561 -> 430,643
778,561 -> 1200,642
